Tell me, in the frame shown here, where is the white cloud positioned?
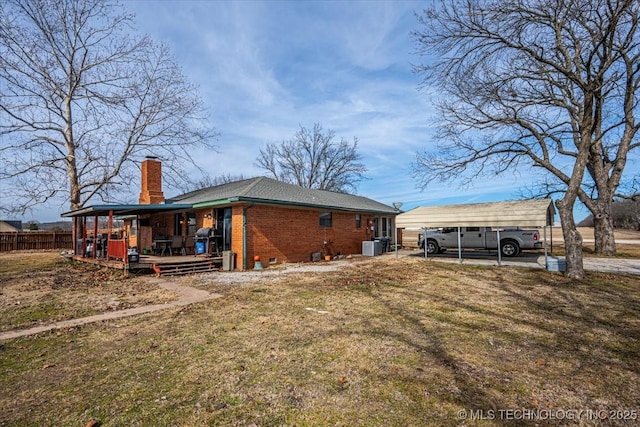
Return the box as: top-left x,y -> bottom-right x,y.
16,0 -> 578,222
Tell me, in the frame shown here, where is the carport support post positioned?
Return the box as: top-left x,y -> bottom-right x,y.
395,226 -> 398,259
497,227 -> 502,266
423,229 -> 428,259
457,227 -> 462,263
543,226 -> 548,268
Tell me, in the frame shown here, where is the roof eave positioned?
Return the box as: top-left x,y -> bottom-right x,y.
61,204 -> 193,218
216,196 -> 397,214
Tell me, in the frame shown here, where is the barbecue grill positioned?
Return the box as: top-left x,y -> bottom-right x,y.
195,227 -> 214,255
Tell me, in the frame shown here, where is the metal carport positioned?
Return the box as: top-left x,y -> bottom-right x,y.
395,199 -> 556,266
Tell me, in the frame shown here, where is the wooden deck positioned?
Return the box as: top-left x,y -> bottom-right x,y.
71,253 -> 223,276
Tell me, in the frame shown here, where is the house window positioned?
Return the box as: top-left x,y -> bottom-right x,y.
355,214 -> 361,228
320,212 -> 332,227
187,213 -> 196,236
379,217 -> 392,237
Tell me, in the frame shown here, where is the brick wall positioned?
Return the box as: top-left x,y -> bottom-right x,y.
236,204 -> 373,268
139,158 -> 165,204
232,205 -> 245,268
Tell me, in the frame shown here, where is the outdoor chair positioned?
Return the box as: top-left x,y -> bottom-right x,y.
184,235 -> 195,255
171,235 -> 184,256
152,240 -> 163,256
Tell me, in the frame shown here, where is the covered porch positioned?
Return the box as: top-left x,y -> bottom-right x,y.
61,203 -> 222,273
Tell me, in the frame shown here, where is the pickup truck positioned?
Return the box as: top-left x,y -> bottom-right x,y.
418,227 -> 542,257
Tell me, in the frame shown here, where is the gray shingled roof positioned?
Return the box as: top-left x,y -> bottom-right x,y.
168,177 -> 397,214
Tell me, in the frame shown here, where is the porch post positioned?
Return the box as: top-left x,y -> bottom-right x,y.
72,217 -> 77,255
108,210 -> 113,259
93,214 -> 98,259
82,217 -> 87,257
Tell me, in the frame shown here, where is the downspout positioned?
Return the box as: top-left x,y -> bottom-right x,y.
242,203 -> 254,270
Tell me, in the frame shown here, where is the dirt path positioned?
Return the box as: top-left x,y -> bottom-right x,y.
0,277 -> 221,341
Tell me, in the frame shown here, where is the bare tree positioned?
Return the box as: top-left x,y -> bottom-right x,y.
0,0 -> 217,215
412,0 -> 640,279
612,198 -> 640,230
578,197 -> 640,229
255,123 -> 367,193
190,173 -> 249,191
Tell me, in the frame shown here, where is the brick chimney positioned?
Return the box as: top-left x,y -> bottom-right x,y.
139,156 -> 165,204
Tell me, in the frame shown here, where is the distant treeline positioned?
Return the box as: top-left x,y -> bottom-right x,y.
578,199 -> 640,230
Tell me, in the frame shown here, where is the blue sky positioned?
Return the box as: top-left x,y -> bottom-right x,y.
126,1 -> 532,207
23,0 -> 577,222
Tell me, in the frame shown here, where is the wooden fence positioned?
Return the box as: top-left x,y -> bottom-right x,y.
0,231 -> 73,252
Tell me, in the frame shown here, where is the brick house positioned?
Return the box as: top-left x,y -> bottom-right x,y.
64,157 -> 398,270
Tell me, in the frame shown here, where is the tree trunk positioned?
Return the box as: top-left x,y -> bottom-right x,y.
64,96 -> 81,212
592,202 -> 617,255
556,198 -> 585,279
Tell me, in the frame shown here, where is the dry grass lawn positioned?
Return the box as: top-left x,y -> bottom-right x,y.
0,252 -> 177,332
0,254 -> 639,426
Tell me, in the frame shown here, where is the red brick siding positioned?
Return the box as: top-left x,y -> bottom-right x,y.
231,205 -> 245,269
239,204 -> 373,268
139,159 -> 165,204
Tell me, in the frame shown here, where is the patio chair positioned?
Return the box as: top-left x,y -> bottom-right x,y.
152,240 -> 163,256
184,235 -> 195,255
171,235 -> 184,256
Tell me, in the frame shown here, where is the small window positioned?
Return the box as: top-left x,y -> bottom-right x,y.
320,212 -> 332,227
187,213 -> 196,236
355,214 -> 361,228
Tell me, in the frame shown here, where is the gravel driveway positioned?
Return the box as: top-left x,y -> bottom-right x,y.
396,249 -> 640,274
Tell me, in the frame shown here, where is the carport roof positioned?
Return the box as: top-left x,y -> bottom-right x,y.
396,199 -> 555,228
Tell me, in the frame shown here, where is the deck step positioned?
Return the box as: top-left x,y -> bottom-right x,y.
152,259 -> 219,276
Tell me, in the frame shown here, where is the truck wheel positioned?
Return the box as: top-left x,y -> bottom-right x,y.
501,240 -> 520,257
426,240 -> 439,255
